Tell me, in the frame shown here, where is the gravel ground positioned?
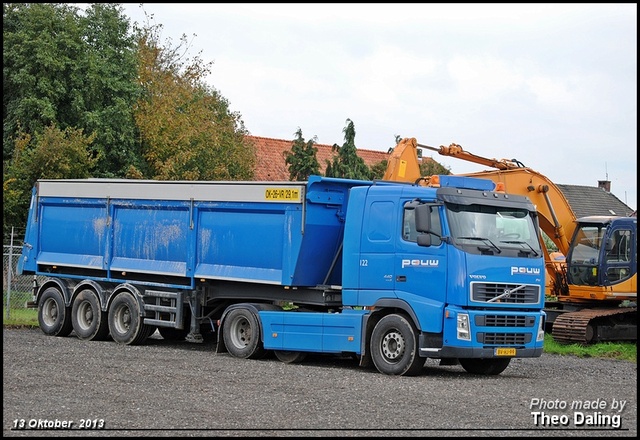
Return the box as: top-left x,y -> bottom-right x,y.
3,328 -> 637,437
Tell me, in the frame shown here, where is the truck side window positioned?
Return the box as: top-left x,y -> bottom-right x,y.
403,205 -> 441,246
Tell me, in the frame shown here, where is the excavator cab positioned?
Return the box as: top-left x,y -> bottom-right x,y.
567,217 -> 636,288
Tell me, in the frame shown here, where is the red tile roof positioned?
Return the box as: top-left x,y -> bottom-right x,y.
248,135 -> 391,181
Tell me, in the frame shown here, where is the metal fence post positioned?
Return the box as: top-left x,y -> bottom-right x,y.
6,227 -> 14,319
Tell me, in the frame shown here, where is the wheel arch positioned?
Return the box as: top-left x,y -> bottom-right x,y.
71,280 -> 110,312
360,299 -> 421,367
215,302 -> 282,354
36,278 -> 75,308
106,283 -> 144,315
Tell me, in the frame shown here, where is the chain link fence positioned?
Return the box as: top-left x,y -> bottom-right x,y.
3,228 -> 39,319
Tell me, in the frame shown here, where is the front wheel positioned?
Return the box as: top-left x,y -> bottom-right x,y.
72,289 -> 109,341
108,291 -> 153,345
459,358 -> 511,375
38,287 -> 73,337
222,308 -> 265,359
370,314 -> 424,376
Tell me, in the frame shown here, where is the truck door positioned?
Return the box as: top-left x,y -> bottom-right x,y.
357,195 -> 397,294
397,202 -> 448,308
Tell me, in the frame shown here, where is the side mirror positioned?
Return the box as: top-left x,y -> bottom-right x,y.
415,204 -> 431,232
417,235 -> 432,247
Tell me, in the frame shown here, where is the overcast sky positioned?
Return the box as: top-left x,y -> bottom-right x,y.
120,3 -> 637,210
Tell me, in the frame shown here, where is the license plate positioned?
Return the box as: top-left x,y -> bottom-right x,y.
495,347 -> 516,356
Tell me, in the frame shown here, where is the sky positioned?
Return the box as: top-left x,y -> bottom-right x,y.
119,3 -> 637,210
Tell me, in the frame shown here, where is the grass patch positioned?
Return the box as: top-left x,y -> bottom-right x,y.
3,307 -> 39,328
543,333 -> 636,362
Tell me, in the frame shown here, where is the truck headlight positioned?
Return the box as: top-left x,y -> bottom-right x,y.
457,313 -> 471,341
537,317 -> 545,342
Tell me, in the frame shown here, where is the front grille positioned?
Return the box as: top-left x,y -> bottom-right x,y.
471,282 -> 540,304
476,315 -> 535,327
477,332 -> 531,345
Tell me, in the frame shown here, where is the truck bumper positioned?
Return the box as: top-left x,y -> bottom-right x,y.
420,346 -> 543,359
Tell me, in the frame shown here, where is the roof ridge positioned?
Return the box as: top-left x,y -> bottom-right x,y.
246,134 -> 389,153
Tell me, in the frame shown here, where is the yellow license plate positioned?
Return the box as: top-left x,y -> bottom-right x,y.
495,347 -> 516,356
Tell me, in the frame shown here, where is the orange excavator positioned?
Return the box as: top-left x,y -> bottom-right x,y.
383,137 -> 637,344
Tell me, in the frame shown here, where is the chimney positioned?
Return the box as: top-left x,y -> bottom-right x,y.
597,180 -> 611,192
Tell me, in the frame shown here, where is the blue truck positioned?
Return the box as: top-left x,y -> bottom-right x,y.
18,174 -> 546,376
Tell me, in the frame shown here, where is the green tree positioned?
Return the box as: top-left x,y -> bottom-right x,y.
325,119 -> 371,180
420,159 -> 451,176
284,128 -> 320,181
3,3 -> 140,177
369,160 -> 389,180
3,3 -> 83,160
77,3 -> 141,177
3,125 -> 98,235
134,16 -> 255,180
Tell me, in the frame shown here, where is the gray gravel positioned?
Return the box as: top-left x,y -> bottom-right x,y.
3,328 -> 637,437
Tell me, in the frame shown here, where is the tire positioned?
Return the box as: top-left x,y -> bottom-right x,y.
71,289 -> 110,341
108,291 -> 152,345
38,287 -> 73,337
370,314 -> 424,376
222,308 -> 265,359
459,358 -> 511,375
274,350 -> 307,364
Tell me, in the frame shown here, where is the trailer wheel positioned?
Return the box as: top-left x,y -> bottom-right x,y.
108,291 -> 152,345
222,308 -> 265,359
459,358 -> 511,375
274,350 -> 307,364
370,314 -> 423,376
38,287 -> 73,337
72,289 -> 110,341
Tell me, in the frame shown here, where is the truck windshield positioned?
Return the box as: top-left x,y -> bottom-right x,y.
446,203 -> 541,256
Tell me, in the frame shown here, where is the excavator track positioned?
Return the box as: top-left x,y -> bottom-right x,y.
551,307 -> 637,344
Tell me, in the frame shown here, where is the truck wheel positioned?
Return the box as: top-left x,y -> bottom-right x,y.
108,291 -> 152,345
71,289 -> 109,341
459,358 -> 511,375
370,314 -> 424,376
274,350 -> 307,364
222,308 -> 265,359
38,287 -> 73,337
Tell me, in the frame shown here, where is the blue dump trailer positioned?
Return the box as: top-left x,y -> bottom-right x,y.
19,174 -> 546,376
